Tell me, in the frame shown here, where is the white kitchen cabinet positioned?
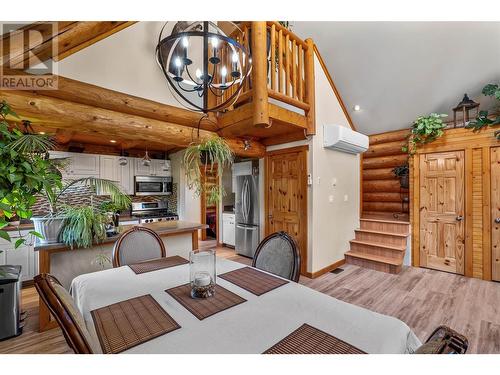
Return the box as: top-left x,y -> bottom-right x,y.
134,157 -> 154,176
118,158 -> 134,195
222,213 -> 236,247
0,230 -> 37,282
98,156 -> 134,195
153,159 -> 172,177
49,151 -> 99,179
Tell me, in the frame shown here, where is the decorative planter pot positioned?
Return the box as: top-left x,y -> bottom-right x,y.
400,174 -> 409,189
31,217 -> 65,244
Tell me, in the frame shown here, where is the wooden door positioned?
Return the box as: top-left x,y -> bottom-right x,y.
265,146 -> 308,274
419,151 -> 465,274
200,165 -> 219,242
490,147 -> 500,281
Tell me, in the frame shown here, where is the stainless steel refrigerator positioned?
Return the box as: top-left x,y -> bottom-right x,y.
235,175 -> 259,258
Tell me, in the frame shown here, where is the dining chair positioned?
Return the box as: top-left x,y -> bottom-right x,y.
252,231 -> 301,282
414,325 -> 468,354
34,274 -> 101,354
112,226 -> 166,267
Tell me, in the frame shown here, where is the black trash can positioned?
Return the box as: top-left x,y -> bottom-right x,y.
0,265 -> 23,340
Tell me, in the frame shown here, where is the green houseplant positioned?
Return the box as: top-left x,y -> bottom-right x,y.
183,136 -> 234,205
33,177 -> 131,247
0,100 -> 60,248
393,164 -> 409,189
465,83 -> 500,137
402,113 -> 448,155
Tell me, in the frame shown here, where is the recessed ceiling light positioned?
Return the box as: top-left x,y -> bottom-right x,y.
39,132 -> 45,135
353,105 -> 361,112
110,140 -> 117,143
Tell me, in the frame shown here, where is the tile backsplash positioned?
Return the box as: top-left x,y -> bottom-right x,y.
32,183 -> 178,216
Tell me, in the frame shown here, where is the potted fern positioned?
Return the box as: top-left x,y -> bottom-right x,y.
0,100 -> 59,248
33,177 -> 131,246
183,136 -> 234,205
393,164 -> 409,189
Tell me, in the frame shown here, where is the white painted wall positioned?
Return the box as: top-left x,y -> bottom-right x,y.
265,55 -> 360,274
57,22 -> 201,108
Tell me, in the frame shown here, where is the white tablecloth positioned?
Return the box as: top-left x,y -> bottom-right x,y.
70,257 -> 421,354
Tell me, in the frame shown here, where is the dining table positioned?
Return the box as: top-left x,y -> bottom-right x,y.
70,256 -> 422,354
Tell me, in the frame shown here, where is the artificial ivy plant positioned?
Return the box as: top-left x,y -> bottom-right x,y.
183,136 -> 234,205
402,113 -> 448,155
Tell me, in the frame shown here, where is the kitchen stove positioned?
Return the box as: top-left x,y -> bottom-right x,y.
130,201 -> 178,224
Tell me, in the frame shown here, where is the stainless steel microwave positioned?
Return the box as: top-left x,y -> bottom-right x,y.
134,176 -> 173,196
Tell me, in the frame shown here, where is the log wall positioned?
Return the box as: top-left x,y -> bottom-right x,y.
362,129 -> 409,215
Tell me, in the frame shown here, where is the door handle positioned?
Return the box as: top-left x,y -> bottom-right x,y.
495,218 -> 500,224
237,225 -> 258,231
456,216 -> 464,221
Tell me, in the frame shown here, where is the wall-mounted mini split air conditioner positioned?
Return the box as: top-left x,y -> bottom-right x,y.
323,124 -> 369,154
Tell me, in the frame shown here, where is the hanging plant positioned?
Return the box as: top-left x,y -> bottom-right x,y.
465,83 -> 500,135
402,113 -> 448,155
183,136 -> 234,205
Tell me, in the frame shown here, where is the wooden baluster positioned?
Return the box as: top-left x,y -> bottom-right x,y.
292,40 -> 297,99
304,38 -> 315,135
270,24 -> 276,91
251,21 -> 270,127
298,44 -> 303,102
278,29 -> 283,94
285,34 -> 290,97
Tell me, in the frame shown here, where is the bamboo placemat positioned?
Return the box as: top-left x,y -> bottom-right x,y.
219,267 -> 289,296
128,256 -> 189,274
264,324 -> 366,354
91,294 -> 180,354
165,283 -> 246,320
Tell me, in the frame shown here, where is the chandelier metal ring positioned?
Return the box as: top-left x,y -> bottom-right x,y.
156,21 -> 252,113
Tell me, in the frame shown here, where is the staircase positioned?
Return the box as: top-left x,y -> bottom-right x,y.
345,217 -> 410,274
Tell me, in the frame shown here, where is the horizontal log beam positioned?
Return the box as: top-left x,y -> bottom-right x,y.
362,154 -> 408,169
362,167 -> 397,180
2,68 -> 218,132
363,179 -> 402,193
363,202 -> 404,212
364,140 -> 406,159
363,192 -> 404,202
1,90 -> 265,158
369,129 -> 409,146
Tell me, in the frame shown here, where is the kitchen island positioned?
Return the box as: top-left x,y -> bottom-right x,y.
35,220 -> 207,331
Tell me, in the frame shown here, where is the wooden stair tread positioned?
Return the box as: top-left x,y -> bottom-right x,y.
360,218 -> 410,225
354,228 -> 409,238
349,239 -> 406,251
345,251 -> 403,266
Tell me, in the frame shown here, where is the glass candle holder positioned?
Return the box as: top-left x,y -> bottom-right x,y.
189,249 -> 216,299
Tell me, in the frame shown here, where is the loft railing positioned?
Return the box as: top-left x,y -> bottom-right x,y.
214,21 -> 316,135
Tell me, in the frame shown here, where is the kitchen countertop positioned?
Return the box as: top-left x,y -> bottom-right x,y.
34,220 -> 207,252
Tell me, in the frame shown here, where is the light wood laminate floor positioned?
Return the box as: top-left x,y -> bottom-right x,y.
1,244 -> 499,354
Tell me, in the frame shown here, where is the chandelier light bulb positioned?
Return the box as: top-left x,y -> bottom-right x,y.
211,37 -> 219,48
195,68 -> 202,79
174,56 -> 182,68
182,36 -> 189,48
232,53 -> 238,63
221,66 -> 227,77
